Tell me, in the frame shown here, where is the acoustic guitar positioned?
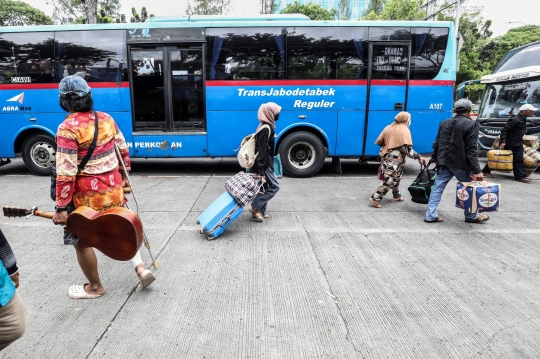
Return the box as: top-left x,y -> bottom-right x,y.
3,205 -> 143,261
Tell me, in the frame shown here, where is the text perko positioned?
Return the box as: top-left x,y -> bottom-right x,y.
126,142 -> 182,149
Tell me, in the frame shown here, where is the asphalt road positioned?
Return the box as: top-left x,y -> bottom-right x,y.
1,156 -> 539,359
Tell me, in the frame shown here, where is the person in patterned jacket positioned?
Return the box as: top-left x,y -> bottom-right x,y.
52,75 -> 154,299
370,111 -> 425,208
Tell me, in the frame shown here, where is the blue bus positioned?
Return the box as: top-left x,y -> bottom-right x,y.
0,15 -> 456,176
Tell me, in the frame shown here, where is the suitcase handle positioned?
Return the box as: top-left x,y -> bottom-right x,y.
220,216 -> 231,227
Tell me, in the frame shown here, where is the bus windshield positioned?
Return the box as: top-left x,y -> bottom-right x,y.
479,79 -> 540,119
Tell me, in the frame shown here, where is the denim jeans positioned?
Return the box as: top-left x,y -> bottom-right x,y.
426,165 -> 478,221
251,168 -> 280,215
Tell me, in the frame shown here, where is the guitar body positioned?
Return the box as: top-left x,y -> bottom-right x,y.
66,206 -> 143,261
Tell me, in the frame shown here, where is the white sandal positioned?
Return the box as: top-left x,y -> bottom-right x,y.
68,284 -> 102,299
138,269 -> 155,290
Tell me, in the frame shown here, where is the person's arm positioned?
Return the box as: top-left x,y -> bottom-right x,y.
55,127 -> 78,209
114,122 -> 131,185
431,122 -> 442,162
499,116 -> 517,147
403,145 -> 419,159
465,123 -> 482,175
402,145 -> 425,164
255,127 -> 270,176
375,127 -> 386,146
0,229 -> 19,288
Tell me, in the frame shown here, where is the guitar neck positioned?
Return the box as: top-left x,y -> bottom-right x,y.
35,210 -> 54,219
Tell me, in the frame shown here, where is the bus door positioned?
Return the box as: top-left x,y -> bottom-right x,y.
129,44 -> 207,157
363,42 -> 411,157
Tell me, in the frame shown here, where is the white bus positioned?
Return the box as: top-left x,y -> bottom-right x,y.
476,41 -> 540,149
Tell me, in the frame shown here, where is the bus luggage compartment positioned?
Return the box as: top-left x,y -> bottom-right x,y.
477,118 -> 540,150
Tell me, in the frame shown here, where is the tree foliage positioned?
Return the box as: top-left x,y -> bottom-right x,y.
186,0 -> 230,15
362,0 -> 383,19
259,0 -> 278,14
130,7 -> 154,22
279,1 -> 337,20
438,10 -> 493,101
50,0 -> 84,24
97,0 -> 121,23
49,0 -> 121,24
0,0 -> 53,26
362,0 -> 424,21
338,0 -> 351,20
480,25 -> 540,69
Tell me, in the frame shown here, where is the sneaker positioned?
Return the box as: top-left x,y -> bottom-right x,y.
515,178 -> 532,183
249,208 -> 265,222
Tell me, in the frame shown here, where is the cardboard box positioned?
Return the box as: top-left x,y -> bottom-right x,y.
456,181 -> 500,213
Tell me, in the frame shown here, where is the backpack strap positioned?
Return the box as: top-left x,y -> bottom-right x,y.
255,124 -> 272,142
78,111 -> 99,172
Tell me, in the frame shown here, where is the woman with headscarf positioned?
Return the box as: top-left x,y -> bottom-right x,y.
370,111 -> 425,208
250,102 -> 282,222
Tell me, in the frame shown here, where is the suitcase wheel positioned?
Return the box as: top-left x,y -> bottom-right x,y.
199,229 -> 204,234
196,220 -> 200,225
207,236 -> 214,241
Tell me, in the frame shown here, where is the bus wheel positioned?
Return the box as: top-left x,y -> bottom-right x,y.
22,134 -> 56,176
279,132 -> 325,178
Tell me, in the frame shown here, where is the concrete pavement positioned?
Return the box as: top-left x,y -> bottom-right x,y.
1,157 -> 539,358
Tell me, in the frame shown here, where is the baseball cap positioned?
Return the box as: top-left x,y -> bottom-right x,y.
59,75 -> 91,99
519,104 -> 539,112
454,98 -> 473,111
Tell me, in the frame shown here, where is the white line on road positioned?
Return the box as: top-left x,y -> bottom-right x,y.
147,175 -> 382,179
4,221 -> 539,234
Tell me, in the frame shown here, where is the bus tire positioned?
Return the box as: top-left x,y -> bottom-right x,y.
22,133 -> 56,176
279,132 -> 325,178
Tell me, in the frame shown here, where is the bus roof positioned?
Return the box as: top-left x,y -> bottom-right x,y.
145,14 -> 311,22
481,66 -> 540,84
494,40 -> 540,73
0,17 -> 454,33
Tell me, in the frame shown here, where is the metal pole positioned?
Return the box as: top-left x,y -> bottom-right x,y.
455,0 -> 461,67
455,0 -> 461,39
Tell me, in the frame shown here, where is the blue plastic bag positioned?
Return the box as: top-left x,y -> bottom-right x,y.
245,155 -> 283,178
273,154 -> 283,179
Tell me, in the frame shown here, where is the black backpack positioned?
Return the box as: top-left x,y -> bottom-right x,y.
408,164 -> 438,204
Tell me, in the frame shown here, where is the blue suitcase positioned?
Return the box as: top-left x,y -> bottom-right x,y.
197,192 -> 244,240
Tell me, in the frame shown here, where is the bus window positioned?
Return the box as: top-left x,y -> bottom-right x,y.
370,43 -> 409,80
0,32 -> 55,84
369,27 -> 411,41
206,28 -> 285,81
55,30 -> 127,83
410,27 -> 449,80
170,49 -> 204,129
286,27 -> 369,80
131,48 -> 166,128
